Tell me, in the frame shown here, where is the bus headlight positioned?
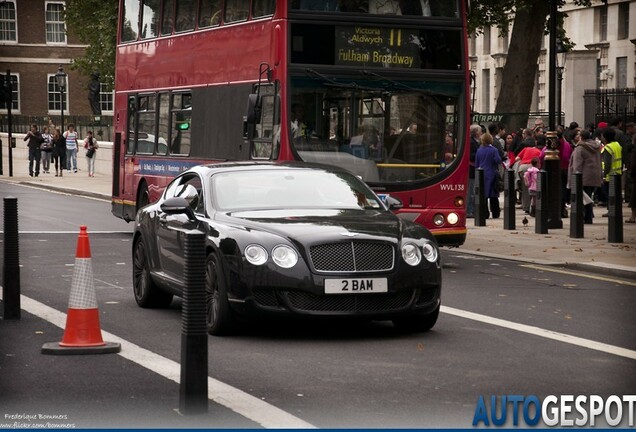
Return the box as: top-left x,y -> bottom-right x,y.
272,245 -> 298,268
447,212 -> 459,225
422,241 -> 439,263
401,243 -> 422,266
433,213 -> 445,226
245,244 -> 268,265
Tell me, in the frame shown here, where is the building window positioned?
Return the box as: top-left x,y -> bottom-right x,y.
100,82 -> 114,113
482,26 -> 490,54
46,2 -> 66,43
599,5 -> 607,41
616,57 -> 627,89
482,69 -> 490,113
0,1 -> 17,42
618,2 -> 629,40
0,74 -> 19,112
47,75 -> 68,114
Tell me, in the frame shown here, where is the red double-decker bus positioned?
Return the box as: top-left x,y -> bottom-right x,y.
113,0 -> 470,246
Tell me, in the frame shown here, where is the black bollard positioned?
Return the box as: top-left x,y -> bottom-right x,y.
608,173 -> 623,243
503,169 -> 516,230
474,168 -> 486,226
569,172 -> 584,239
2,197 -> 20,320
543,134 -> 563,229
180,231 -> 208,415
536,170 -> 548,234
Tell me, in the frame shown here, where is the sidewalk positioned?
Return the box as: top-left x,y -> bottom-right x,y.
1,149 -> 634,279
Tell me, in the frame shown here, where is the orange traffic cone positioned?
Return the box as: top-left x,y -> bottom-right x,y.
42,226 -> 121,355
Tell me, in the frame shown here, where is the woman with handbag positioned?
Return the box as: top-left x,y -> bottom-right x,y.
83,130 -> 99,177
52,128 -> 66,177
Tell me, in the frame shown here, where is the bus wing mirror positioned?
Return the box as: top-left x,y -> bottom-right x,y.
246,93 -> 261,124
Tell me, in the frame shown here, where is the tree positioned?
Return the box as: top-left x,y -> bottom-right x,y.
64,0 -> 118,86
467,0 -> 591,131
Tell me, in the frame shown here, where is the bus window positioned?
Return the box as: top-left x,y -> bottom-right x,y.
121,0 -> 140,42
291,0 -> 459,17
251,85 -> 279,159
225,0 -> 249,22
198,0 -> 221,28
157,93 -> 170,155
161,0 -> 174,35
252,0 -> 275,18
140,0 -> 160,39
175,0 -> 195,32
170,93 -> 192,156
127,96 -> 136,154
137,95 -> 157,154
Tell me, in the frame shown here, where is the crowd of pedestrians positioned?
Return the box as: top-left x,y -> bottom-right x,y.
22,121 -> 99,178
470,116 -> 635,224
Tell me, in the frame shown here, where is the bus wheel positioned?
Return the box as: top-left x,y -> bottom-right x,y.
137,182 -> 149,213
205,253 -> 236,336
392,305 -> 440,333
133,236 -> 173,308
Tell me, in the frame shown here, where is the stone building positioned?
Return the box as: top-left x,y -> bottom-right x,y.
469,0 -> 636,127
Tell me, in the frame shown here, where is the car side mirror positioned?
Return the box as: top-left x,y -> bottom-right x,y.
161,197 -> 196,221
386,195 -> 403,210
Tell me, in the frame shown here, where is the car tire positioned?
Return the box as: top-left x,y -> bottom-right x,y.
392,305 -> 440,333
206,253 -> 236,336
133,236 -> 173,308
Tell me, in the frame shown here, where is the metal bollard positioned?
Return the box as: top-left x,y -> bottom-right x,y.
543,146 -> 563,229
503,169 -> 516,230
474,168 -> 486,227
535,170 -> 548,234
608,173 -> 623,243
569,172 -> 584,239
179,231 -> 208,415
2,197 -> 20,320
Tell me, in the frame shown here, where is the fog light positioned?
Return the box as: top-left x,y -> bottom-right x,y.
433,213 -> 445,226
447,212 -> 459,225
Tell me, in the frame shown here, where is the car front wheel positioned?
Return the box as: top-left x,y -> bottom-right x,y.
133,237 -> 173,308
205,254 -> 236,336
392,305 -> 440,333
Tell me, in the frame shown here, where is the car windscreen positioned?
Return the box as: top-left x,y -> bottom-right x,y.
212,169 -> 383,211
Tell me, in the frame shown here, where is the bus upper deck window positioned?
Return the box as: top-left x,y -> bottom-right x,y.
225,0 -> 249,22
175,0 -> 195,32
198,0 -> 222,27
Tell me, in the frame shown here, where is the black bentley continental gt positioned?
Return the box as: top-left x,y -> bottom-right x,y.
132,162 -> 441,335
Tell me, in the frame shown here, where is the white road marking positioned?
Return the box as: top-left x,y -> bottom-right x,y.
2,231 -> 133,235
20,295 -> 316,429
520,264 -> 636,287
441,305 -> 636,361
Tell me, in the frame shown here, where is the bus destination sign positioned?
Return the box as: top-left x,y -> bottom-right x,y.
335,27 -> 419,69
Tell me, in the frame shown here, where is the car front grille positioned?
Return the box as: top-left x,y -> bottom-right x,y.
309,241 -> 394,272
286,290 -> 414,313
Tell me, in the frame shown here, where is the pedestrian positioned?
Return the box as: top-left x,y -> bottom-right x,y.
40,126 -> 53,174
83,130 -> 99,177
601,127 -> 622,217
466,124 -> 482,218
568,130 -> 602,224
514,137 -> 543,213
524,157 -> 540,217
52,128 -> 66,177
474,132 -> 502,219
63,123 -> 79,173
24,124 -> 44,177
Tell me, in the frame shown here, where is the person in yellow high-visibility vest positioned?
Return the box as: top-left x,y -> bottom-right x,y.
601,127 -> 623,216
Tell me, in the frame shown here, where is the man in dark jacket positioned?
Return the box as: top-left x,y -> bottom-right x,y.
24,124 -> 44,177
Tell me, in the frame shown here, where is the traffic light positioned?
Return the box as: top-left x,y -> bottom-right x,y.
0,77 -> 12,108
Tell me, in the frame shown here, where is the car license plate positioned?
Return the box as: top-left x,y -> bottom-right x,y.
324,278 -> 388,294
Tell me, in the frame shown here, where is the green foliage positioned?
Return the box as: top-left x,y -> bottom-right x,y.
64,0 -> 118,86
467,0 -> 592,50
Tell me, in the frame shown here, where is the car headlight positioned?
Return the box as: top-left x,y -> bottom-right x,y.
422,240 -> 439,263
245,244 -> 268,265
272,245 -> 298,268
401,243 -> 422,266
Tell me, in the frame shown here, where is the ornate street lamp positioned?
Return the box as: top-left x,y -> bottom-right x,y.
556,49 -> 568,127
55,65 -> 67,132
